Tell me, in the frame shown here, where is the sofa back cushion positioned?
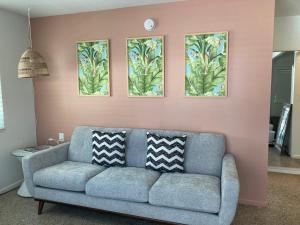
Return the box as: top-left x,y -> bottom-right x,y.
68,126 -> 225,177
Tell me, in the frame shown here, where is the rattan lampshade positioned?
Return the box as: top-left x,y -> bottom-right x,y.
18,48 -> 49,78
18,8 -> 49,78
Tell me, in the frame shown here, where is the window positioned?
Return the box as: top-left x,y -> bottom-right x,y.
0,77 -> 4,129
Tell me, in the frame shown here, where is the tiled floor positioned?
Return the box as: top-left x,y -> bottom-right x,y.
268,147 -> 300,168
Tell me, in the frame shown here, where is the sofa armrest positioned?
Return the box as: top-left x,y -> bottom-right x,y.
219,154 -> 240,225
22,142 -> 70,196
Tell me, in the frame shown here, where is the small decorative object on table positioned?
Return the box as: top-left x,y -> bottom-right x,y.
12,145 -> 50,197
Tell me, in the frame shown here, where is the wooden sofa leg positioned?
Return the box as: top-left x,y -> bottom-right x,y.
38,200 -> 45,215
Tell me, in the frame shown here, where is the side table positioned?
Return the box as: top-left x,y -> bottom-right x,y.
12,145 -> 50,197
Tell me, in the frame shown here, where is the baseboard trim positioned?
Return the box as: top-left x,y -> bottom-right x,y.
0,179 -> 23,195
290,155 -> 300,159
268,166 -> 300,175
238,198 -> 266,207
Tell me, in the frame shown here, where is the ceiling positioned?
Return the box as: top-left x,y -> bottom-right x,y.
276,0 -> 300,17
0,0 -> 184,18
1,0 -> 300,18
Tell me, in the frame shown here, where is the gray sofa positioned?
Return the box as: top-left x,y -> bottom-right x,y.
22,126 -> 240,225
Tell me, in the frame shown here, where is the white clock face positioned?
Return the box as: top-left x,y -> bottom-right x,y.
144,19 -> 155,31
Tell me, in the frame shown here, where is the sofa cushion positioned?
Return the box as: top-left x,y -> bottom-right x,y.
149,173 -> 221,213
92,131 -> 126,167
33,161 -> 105,192
69,126 -> 225,177
145,132 -> 187,173
86,167 -> 160,203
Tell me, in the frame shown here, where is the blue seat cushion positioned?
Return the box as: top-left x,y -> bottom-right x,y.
33,161 -> 105,192
149,173 -> 221,213
86,167 -> 160,203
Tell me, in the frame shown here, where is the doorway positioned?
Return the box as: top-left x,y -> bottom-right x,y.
268,51 -> 300,172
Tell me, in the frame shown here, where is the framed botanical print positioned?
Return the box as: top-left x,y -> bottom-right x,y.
77,40 -> 110,96
127,36 -> 164,97
185,32 -> 228,97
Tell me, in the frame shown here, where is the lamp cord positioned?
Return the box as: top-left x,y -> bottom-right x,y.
28,8 -> 32,48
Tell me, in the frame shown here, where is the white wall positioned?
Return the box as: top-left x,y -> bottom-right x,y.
291,52 -> 300,158
0,9 -> 36,193
274,16 -> 300,158
274,16 -> 300,51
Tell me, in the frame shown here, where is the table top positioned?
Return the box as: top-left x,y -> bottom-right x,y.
12,145 -> 50,157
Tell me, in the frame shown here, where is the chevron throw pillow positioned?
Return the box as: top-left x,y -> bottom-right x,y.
145,132 -> 187,173
92,131 -> 126,167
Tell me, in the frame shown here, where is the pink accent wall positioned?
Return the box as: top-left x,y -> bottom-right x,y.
32,0 -> 275,206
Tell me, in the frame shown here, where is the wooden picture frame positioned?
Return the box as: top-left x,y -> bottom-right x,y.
185,31 -> 228,97
126,36 -> 164,97
76,39 -> 110,96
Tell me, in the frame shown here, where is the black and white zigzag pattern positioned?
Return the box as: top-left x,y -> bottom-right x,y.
145,132 -> 187,173
92,131 -> 126,167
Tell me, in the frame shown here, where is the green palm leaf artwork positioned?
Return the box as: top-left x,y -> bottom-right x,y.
127,36 -> 164,97
185,32 -> 228,97
77,40 -> 110,96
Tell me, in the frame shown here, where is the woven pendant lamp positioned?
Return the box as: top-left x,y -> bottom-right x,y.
18,9 -> 49,78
